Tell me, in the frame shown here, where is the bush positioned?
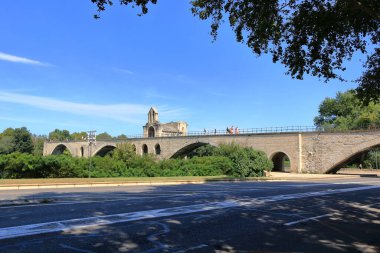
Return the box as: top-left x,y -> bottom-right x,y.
0,143 -> 272,179
214,143 -> 273,177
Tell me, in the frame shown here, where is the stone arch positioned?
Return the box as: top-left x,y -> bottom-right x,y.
51,144 -> 72,155
155,143 -> 161,155
148,127 -> 155,138
142,144 -> 148,154
326,143 -> 380,174
270,152 -> 291,172
94,145 -> 116,157
170,142 -> 216,159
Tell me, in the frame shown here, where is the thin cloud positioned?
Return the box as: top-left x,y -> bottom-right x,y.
145,89 -> 176,100
156,105 -> 189,120
0,91 -> 185,125
113,67 -> 134,75
0,52 -> 50,66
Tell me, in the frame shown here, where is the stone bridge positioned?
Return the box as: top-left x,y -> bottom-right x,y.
43,130 -> 380,174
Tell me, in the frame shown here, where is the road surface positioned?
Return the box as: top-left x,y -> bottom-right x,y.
0,177 -> 379,252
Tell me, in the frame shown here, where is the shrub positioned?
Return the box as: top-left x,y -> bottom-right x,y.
214,143 -> 273,177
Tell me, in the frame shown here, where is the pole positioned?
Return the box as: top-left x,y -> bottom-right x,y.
87,130 -> 96,179
88,143 -> 92,178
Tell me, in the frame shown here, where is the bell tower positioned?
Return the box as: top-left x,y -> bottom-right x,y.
148,107 -> 158,124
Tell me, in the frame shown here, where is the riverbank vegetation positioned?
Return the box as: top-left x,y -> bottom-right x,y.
0,128 -> 273,179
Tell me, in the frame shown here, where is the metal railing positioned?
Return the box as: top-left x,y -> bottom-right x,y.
46,124 -> 380,142
124,126 -> 319,139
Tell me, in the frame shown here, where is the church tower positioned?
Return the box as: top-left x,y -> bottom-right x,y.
143,107 -> 188,138
148,107 -> 159,124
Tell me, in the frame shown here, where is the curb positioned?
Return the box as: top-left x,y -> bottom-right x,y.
0,175 -> 362,190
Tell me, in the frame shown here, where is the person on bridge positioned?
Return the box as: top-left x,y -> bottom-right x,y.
235,127 -> 239,135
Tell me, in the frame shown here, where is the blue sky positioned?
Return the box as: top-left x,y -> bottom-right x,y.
0,1 -> 361,137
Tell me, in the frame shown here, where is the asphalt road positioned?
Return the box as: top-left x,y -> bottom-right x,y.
0,177 -> 379,253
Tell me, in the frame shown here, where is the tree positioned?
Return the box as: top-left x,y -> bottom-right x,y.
188,144 -> 217,158
0,135 -> 15,154
71,132 -> 88,141
91,0 -> 379,102
363,148 -> 380,169
32,135 -> 46,156
13,127 -> 34,154
357,48 -> 380,104
49,129 -> 71,141
314,89 -> 380,130
116,134 -> 128,140
113,142 -> 137,162
96,132 -> 113,140
0,127 -> 34,154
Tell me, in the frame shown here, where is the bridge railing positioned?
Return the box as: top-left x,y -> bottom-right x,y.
123,126 -> 320,139
186,126 -> 319,136
46,124 -> 380,142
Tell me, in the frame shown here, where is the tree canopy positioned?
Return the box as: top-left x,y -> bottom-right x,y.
91,0 -> 380,103
49,129 -> 71,141
0,127 -> 34,154
314,89 -> 380,130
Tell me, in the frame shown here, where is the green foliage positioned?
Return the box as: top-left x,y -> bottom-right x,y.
49,129 -> 71,141
13,127 -> 34,154
96,132 -> 112,140
0,139 -> 271,179
314,90 -> 380,130
116,134 -> 128,140
112,143 -> 137,162
214,143 -> 273,177
32,135 -> 46,156
357,48 -> 380,104
188,144 -> 217,158
91,0 -> 157,18
70,132 -> 87,141
0,135 -> 15,154
0,127 -> 33,154
363,149 -> 380,169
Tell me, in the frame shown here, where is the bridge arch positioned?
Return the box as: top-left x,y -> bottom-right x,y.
270,152 -> 291,172
51,144 -> 72,156
326,143 -> 380,173
142,144 -> 148,155
155,144 -> 161,155
170,142 -> 217,159
93,145 -> 116,157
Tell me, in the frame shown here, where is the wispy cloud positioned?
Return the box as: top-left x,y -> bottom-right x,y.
113,67 -> 134,75
145,89 -> 176,100
0,91 -> 185,125
0,52 -> 50,66
156,105 -> 189,120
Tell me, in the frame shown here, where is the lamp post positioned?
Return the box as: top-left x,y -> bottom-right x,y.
87,130 -> 96,178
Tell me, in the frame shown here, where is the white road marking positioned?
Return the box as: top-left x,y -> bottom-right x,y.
0,185 -> 379,240
173,244 -> 209,253
283,213 -> 331,226
59,243 -> 96,253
